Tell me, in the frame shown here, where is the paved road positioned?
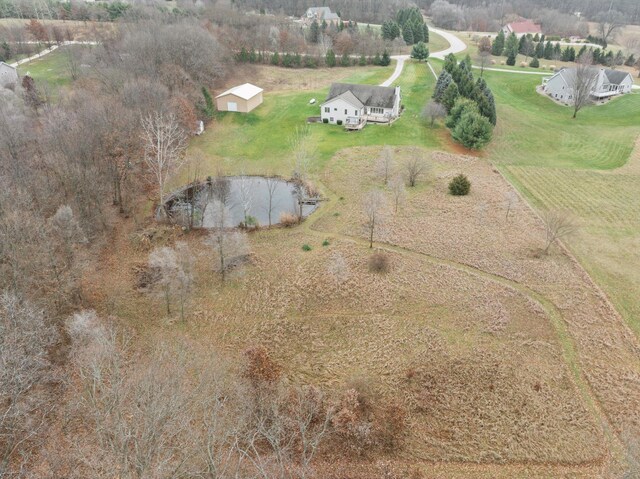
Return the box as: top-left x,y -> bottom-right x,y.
380,26 -> 467,87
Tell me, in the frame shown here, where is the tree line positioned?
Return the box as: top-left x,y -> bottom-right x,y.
381,7 -> 429,46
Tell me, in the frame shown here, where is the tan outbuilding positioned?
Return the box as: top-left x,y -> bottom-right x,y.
215,83 -> 264,113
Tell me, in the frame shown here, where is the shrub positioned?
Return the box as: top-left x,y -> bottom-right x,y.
368,252 -> 390,273
279,212 -> 298,226
451,111 -> 493,149
448,174 -> 471,195
506,53 -> 516,66
322,118 -> 328,124
322,239 -> 330,247
529,56 -> 540,68
302,244 -> 312,251
337,120 -> 343,125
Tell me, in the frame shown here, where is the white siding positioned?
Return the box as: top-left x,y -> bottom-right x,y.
321,98 -> 363,124
544,73 -> 572,104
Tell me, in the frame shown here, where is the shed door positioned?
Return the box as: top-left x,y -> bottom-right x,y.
227,101 -> 238,112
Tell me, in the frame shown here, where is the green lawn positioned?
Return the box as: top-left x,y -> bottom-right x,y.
17,45 -> 78,91
189,61 -> 440,176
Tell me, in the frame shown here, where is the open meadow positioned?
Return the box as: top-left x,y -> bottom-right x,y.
82,48 -> 640,475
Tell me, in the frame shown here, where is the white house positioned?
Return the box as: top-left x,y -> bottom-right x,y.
320,83 -> 401,129
0,62 -> 18,88
542,67 -> 633,104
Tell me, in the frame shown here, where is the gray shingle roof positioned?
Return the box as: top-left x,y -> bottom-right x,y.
604,69 -> 631,85
326,83 -> 397,109
306,7 -> 339,20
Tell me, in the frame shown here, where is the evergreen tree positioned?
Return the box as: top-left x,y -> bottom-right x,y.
529,56 -> 540,68
456,63 -> 475,98
423,24 -> 429,43
309,20 -> 320,43
625,54 -> 637,67
535,41 -> 544,58
504,32 -> 519,58
445,97 -> 478,129
271,51 -> 280,65
506,52 -> 516,66
553,43 -> 562,59
475,79 -> 496,125
577,45 -> 588,60
341,53 -> 350,66
359,54 -> 367,66
518,34 -> 527,54
411,42 -> 430,61
604,50 -> 614,66
533,33 -> 540,42
492,30 -> 505,56
325,49 -> 336,67
382,21 -> 393,40
539,34 -> 545,44
443,53 -> 458,75
380,50 -> 391,66
391,22 -> 401,40
441,82 -> 460,112
373,52 -> 381,65
402,23 -> 414,45
202,87 -> 215,118
321,19 -> 328,31
461,54 -> 472,70
452,111 -> 493,149
412,21 -> 424,43
543,41 -> 553,60
433,70 -> 453,102
614,50 -> 625,66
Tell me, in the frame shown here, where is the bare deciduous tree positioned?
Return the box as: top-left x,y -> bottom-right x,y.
542,209 -> 577,254
388,175 -> 407,213
596,10 -> 626,43
238,174 -> 254,227
148,246 -> 180,316
0,291 -> 57,475
571,53 -> 599,119
504,191 -> 519,220
404,150 -> 429,187
423,101 -> 447,128
206,199 -> 250,281
376,145 -> 394,184
141,111 -> 188,213
264,176 -> 280,228
363,190 -> 387,248
476,50 -> 491,76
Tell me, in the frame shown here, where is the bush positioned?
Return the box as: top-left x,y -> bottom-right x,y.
448,174 -> 471,195
506,53 -> 516,66
322,118 -> 328,123
451,111 -> 493,149
279,212 -> 298,226
302,244 -> 312,251
368,252 -> 390,273
322,239 -> 330,247
337,120 -> 343,125
529,56 -> 540,68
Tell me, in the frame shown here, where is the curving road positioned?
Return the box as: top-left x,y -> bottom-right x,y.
380,26 -> 467,87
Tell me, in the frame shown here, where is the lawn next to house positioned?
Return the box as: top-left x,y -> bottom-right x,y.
187,61 -> 439,176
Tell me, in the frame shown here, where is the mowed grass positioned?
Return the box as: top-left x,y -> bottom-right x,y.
188,61 -> 440,176
472,65 -> 640,332
17,45 -> 77,90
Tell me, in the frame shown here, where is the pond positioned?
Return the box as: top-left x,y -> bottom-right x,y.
164,176 -> 319,228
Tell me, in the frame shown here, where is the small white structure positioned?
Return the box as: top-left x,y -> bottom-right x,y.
195,120 -> 204,135
0,62 -> 18,88
542,67 -> 633,104
215,83 -> 264,113
320,83 -> 402,129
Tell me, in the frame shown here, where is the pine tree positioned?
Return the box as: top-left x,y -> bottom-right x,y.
504,32 -> 519,58
475,79 -> 496,125
543,41 -> 553,60
577,45 -> 587,60
625,54 -> 637,67
506,52 -> 516,66
309,20 -> 320,43
553,43 -> 562,59
535,41 -> 544,58
382,21 -> 393,40
271,51 -> 280,65
410,42 -> 429,61
373,52 -> 381,65
380,50 -> 391,66
445,97 -> 478,129
529,56 -> 540,68
359,54 -> 367,66
391,22 -> 401,40
325,49 -> 336,67
402,23 -> 414,45
441,82 -> 460,112
443,53 -> 458,75
456,63 -> 475,98
432,70 -> 453,102
492,30 -> 505,56
423,24 -> 429,43
452,111 -> 493,149
412,21 -> 424,43
533,33 -> 540,42
518,34 -> 527,54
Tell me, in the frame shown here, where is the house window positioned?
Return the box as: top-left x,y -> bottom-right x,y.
370,107 -> 384,115
324,107 -> 330,113
344,109 -> 347,114
330,117 -> 334,122
334,108 -> 337,111
354,110 -> 358,116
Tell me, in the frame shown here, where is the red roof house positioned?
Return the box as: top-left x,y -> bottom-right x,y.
501,19 -> 542,36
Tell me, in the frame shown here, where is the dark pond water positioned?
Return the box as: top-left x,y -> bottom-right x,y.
166,176 -> 318,228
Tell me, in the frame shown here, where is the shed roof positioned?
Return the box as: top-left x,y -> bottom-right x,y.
215,83 -> 263,100
325,83 -> 397,109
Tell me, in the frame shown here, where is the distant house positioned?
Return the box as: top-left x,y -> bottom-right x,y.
0,62 -> 18,88
215,83 -> 264,113
321,83 -> 401,129
303,6 -> 340,24
542,67 -> 633,104
501,19 -> 542,37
